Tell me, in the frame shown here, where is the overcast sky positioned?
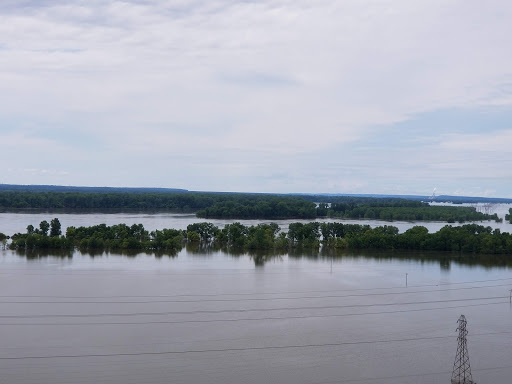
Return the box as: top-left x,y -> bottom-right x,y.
1,0 -> 511,197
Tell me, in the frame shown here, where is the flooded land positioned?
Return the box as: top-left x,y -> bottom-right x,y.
1,210 -> 511,384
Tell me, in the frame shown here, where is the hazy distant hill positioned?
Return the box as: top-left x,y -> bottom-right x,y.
0,184 -> 189,194
296,193 -> 512,204
1,184 -> 511,204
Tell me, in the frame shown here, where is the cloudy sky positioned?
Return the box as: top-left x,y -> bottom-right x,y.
1,0 -> 511,197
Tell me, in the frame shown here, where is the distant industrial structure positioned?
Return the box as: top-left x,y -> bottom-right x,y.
451,315 -> 476,384
472,202 -> 497,215
429,187 -> 437,201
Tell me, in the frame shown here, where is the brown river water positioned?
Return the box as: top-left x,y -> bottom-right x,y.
1,208 -> 511,384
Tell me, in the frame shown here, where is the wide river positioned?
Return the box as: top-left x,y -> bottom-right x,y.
1,207 -> 512,384
1,202 -> 512,235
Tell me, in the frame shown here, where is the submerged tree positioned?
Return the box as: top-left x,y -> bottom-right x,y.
0,232 -> 8,250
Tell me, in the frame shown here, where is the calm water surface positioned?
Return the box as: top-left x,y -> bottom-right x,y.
1,208 -> 511,384
1,246 -> 511,384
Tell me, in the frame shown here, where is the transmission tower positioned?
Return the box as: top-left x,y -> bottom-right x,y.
451,315 -> 475,384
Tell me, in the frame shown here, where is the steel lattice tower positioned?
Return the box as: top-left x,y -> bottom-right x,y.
451,315 -> 475,384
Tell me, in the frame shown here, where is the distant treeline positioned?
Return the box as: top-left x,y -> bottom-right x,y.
5,219 -> 512,256
199,198 -> 500,222
302,194 -> 512,204
3,184 -> 512,204
321,201 -> 500,222
196,198 -> 316,219
0,191 -> 501,222
0,191 -> 315,219
0,191 -> 215,211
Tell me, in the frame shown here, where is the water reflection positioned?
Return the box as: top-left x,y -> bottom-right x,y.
245,249 -> 286,267
15,248 -> 74,260
185,241 -> 222,255
11,244 -> 512,269
312,248 -> 512,270
185,242 -> 287,266
13,248 -> 179,260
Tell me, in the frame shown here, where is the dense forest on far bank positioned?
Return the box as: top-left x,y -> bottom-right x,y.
0,191 -> 218,211
0,191 -> 502,223
0,191 -> 316,217
4,219 -> 512,257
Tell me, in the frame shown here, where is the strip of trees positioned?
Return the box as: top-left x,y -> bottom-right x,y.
7,219 -> 512,256
321,202 -> 500,222
196,198 -> 316,219
0,191 -> 316,219
0,191 -> 501,222
0,191 -> 216,211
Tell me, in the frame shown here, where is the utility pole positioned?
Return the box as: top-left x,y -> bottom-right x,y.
451,315 -> 475,384
405,273 -> 408,287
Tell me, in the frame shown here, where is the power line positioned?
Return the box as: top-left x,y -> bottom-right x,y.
2,330 -> 511,362
1,300 -> 506,326
0,334 -> 487,361
0,295 -> 505,319
0,283 -> 509,304
1,330 -> 509,355
0,276 -> 510,297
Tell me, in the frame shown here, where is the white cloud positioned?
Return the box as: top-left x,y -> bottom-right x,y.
440,130 -> 512,152
1,0 -> 512,194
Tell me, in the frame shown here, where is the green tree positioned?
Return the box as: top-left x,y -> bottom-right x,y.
187,231 -> 200,242
50,218 -> 62,237
316,203 -> 329,217
187,222 -> 218,241
222,222 -> 248,247
39,220 -> 50,236
0,232 -> 8,249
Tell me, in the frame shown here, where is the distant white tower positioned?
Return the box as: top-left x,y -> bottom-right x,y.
429,187 -> 437,201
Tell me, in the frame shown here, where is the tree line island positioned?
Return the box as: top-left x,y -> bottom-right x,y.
4,218 -> 512,257
1,188 -> 512,257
